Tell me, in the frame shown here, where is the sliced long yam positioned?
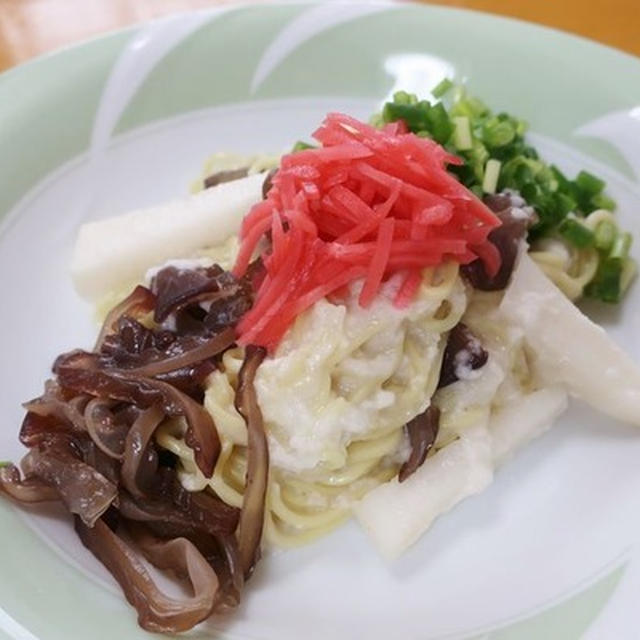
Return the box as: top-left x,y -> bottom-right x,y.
73,173 -> 264,301
355,413 -> 493,561
501,254 -> 640,426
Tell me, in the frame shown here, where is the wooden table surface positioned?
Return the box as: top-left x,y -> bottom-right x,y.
0,0 -> 638,73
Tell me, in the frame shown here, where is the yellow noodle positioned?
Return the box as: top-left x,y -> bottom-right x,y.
153,256 -> 535,548
163,264 -> 466,546
530,208 -> 614,301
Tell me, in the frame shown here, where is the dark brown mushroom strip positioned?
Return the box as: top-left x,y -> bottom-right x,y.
1,260 -> 262,632
203,294 -> 253,335
210,534 -> 244,611
149,378 -> 220,479
234,345 -> 269,579
163,473 -> 240,535
101,317 -> 174,360
19,412 -> 59,447
118,476 -> 240,614
150,265 -> 242,324
202,258 -> 260,335
94,285 -> 156,351
22,380 -> 88,439
22,435 -> 117,526
83,439 -> 122,486
0,464 -> 59,503
204,167 -> 249,189
398,406 -> 440,483
118,485 -> 239,538
462,193 -> 537,291
121,327 -> 235,378
54,355 -> 220,477
483,193 -> 513,212
153,361 -> 217,400
98,317 -> 224,400
83,398 -> 128,461
438,323 -> 489,388
102,318 -> 197,367
121,405 -> 166,499
76,518 -> 219,633
172,531 -> 244,612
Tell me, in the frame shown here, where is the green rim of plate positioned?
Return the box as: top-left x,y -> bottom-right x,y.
0,3 -> 639,639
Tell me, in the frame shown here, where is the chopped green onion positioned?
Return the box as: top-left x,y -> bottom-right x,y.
586,257 -> 624,303
450,93 -> 488,120
550,165 -> 571,190
590,192 -> 616,211
575,170 -> 605,196
515,119 -> 528,137
586,232 -> 633,302
558,217 -> 595,248
520,182 -> 538,202
425,102 -> 453,144
452,116 -> 473,150
383,101 -> 431,131
466,139 -> 489,183
0,461 -> 10,468
432,78 -> 454,98
392,90 -> 417,106
482,159 -> 501,194
292,141 -> 315,152
556,192 -> 577,217
610,231 -> 632,260
594,220 -> 617,252
482,119 -> 515,148
374,85 -> 631,302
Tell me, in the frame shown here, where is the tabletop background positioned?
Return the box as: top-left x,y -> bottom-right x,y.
0,0 -> 638,73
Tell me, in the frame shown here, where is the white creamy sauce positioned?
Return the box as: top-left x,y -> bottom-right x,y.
255,276 -> 446,473
361,390 -> 396,411
500,188 -> 535,220
453,348 -> 484,381
502,188 -> 526,207
509,206 -> 533,220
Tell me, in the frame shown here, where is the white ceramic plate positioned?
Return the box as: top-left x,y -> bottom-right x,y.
1,3 -> 640,639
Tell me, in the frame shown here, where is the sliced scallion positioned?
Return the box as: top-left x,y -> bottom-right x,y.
432,78 -> 454,98
374,85 -> 632,303
610,231 -> 632,261
392,90 -> 417,106
593,220 -> 617,252
558,217 -> 595,248
383,101 -> 430,132
586,258 -> 624,303
452,116 -> 472,150
590,192 -> 616,211
575,170 -> 605,196
482,159 -> 501,194
482,119 -> 515,148
425,102 -> 453,144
